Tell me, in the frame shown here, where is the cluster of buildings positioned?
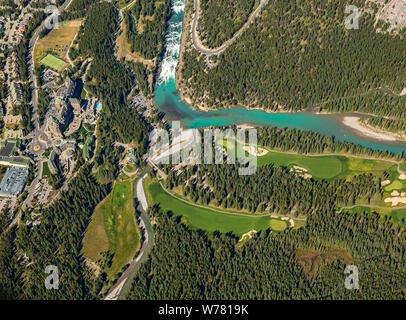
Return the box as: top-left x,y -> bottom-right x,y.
48,140 -> 76,177
10,81 -> 22,105
45,77 -> 76,139
3,81 -> 24,139
6,52 -> 19,80
1,40 -> 25,140
0,2 -> 33,46
0,166 -> 28,197
0,141 -> 29,199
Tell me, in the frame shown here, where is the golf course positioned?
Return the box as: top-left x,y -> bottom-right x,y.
146,178 -> 293,237
218,137 -> 395,181
257,150 -> 395,181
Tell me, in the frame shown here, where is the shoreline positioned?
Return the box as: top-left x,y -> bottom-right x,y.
341,116 -> 406,142
168,0 -> 406,147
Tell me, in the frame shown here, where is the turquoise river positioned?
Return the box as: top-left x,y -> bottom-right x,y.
154,0 -> 406,155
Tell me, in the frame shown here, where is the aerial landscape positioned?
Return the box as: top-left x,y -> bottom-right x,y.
0,0 -> 405,310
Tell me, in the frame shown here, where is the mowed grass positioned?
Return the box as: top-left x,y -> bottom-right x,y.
82,175 -> 140,279
269,219 -> 288,231
34,19 -> 82,66
218,138 -> 393,181
104,176 -> 140,278
42,161 -> 51,177
258,151 -> 342,179
147,181 -> 288,237
40,54 -> 68,72
383,166 -> 406,192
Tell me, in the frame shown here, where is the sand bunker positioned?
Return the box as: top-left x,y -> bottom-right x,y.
381,180 -> 391,186
384,197 -> 406,206
391,190 -> 400,196
399,174 -> 406,180
243,145 -> 268,157
293,166 -> 308,172
239,229 -> 257,242
290,166 -> 312,179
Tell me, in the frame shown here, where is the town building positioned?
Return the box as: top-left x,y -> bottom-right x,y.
0,166 -> 28,197
4,113 -> 22,125
69,98 -> 81,114
10,82 -> 23,105
45,116 -> 63,139
4,129 -> 23,139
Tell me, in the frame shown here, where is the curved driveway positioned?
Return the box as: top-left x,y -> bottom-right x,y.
191,0 -> 268,56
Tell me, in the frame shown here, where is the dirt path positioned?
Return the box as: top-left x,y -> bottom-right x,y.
191,0 -> 268,56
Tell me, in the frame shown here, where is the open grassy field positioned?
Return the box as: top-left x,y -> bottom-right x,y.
34,19 -> 82,66
82,195 -> 111,262
82,174 -> 140,279
146,180 -> 289,237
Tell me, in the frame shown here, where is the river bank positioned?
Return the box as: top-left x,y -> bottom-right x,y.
342,116 -> 406,142
154,0 -> 406,155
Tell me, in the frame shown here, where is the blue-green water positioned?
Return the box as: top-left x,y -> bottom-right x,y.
154,0 -> 406,155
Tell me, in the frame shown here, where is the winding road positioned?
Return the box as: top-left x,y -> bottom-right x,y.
191,0 -> 268,56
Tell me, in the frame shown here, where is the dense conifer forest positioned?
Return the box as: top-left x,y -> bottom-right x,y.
2,0 -> 406,301
0,166 -> 110,299
162,163 -> 383,214
77,2 -> 151,179
124,0 -> 171,60
256,127 -> 403,159
362,117 -> 406,137
197,0 -> 256,48
126,205 -> 406,299
179,0 -> 406,115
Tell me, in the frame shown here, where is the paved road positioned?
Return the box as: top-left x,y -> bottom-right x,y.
191,0 -> 268,56
147,159 -> 167,179
104,172 -> 154,300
